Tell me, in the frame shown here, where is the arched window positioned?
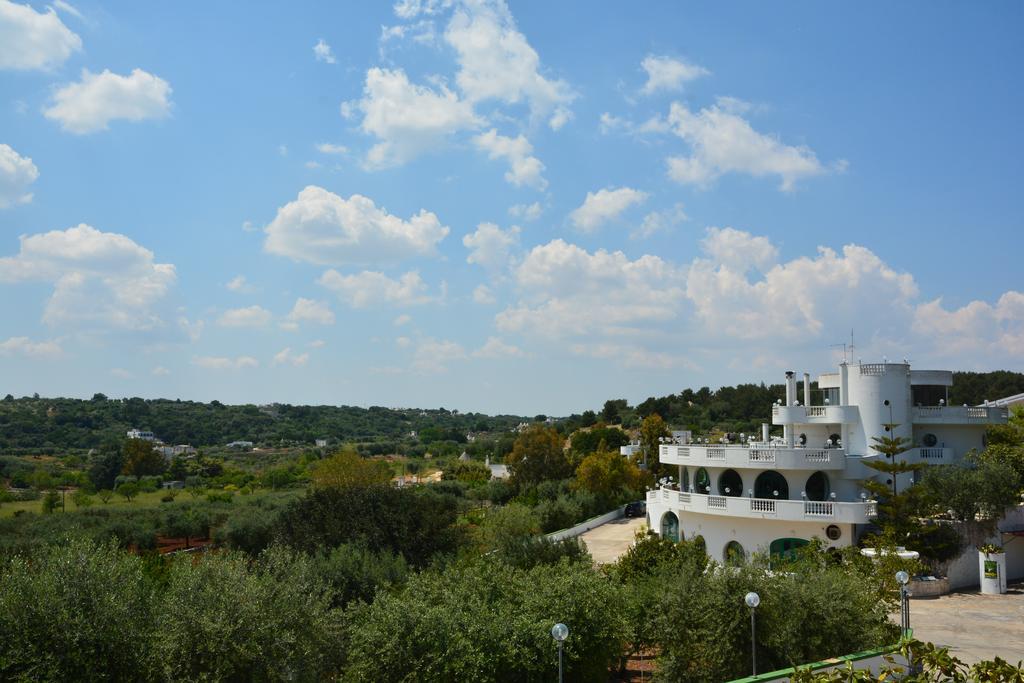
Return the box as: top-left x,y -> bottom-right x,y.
718,469 -> 743,497
660,511 -> 679,542
754,471 -> 790,500
805,471 -> 830,501
694,468 -> 711,494
725,541 -> 745,566
769,537 -> 808,563
680,467 -> 690,492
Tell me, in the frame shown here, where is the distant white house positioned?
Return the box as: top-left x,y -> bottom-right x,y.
126,429 -> 156,441
315,439 -> 328,448
227,440 -> 253,448
485,456 -> 509,480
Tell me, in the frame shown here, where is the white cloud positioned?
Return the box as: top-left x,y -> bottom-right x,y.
313,38 -> 336,64
665,101 -> 842,191
463,222 -> 520,272
264,186 -> 450,266
111,367 -> 131,379
632,203 -> 688,240
393,314 -> 412,326
304,160 -> 321,169
473,336 -> 523,358
0,223 -> 175,330
316,142 -> 348,155
192,355 -> 258,370
913,291 -> 1024,360
0,0 -> 81,70
508,201 -> 542,222
52,1 -> 83,21
684,228 -> 917,340
319,269 -> 433,308
472,129 -> 546,189
412,337 -> 465,372
496,238 -> 686,340
152,365 -> 170,376
699,226 -> 778,272
309,339 -> 326,348
272,347 -> 310,367
0,143 -> 38,207
395,335 -> 411,347
393,0 -> 450,19
346,67 -> 480,168
0,336 -> 62,359
225,275 -> 252,292
640,55 -> 709,95
278,144 -> 288,156
472,283 -> 496,304
599,112 -> 625,134
44,68 -> 172,134
282,297 -> 335,329
217,305 -> 272,328
178,316 -> 204,342
242,220 -> 257,233
569,187 -> 649,233
444,0 -> 574,127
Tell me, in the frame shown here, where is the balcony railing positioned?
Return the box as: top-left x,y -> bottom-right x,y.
646,487 -> 877,524
912,406 -> 1007,424
659,444 -> 845,470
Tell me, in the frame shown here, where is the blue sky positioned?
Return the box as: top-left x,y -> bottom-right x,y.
1,0 -> 1022,415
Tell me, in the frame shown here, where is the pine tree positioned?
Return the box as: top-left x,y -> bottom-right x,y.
863,422 -> 925,541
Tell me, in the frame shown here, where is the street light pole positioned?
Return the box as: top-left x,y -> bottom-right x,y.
745,592 -> 760,675
551,623 -> 568,683
896,571 -> 910,636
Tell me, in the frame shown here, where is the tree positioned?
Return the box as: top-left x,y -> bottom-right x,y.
601,398 -> 628,424
97,489 -> 113,504
506,424 -> 571,486
442,458 -> 491,483
919,461 -> 1021,544
0,539 -> 156,680
71,489 -> 94,508
343,558 -> 626,682
154,547 -> 345,681
88,449 -> 125,490
639,413 -> 670,468
121,438 -> 165,477
162,509 -> 209,549
310,448 -> 392,489
115,481 -> 139,502
862,422 -> 925,542
573,449 -> 646,499
569,425 -> 630,457
41,490 -> 60,514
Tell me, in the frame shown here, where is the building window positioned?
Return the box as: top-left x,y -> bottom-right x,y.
805,471 -> 830,501
755,471 -> 790,500
922,433 -> 938,448
695,468 -> 711,494
769,537 -> 808,563
718,469 -> 743,497
660,512 -> 679,542
681,467 -> 690,492
725,541 -> 745,566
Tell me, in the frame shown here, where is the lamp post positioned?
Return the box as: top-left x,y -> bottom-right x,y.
551,622 -> 568,683
896,571 -> 911,637
745,592 -> 760,675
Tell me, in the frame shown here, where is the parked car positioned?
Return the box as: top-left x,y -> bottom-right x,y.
624,501 -> 646,518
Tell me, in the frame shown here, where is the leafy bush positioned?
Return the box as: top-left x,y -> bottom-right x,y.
344,558 -> 625,681
0,539 -> 156,680
309,543 -> 409,607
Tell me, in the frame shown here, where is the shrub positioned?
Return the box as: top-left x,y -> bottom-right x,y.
0,539 -> 156,680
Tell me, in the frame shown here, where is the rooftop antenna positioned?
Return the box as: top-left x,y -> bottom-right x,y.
830,329 -> 856,364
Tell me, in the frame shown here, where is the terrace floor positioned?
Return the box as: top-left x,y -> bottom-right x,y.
904,583 -> 1024,665
579,516 -> 646,564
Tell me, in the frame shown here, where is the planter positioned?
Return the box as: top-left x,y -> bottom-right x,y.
978,551 -> 1007,594
909,576 -> 949,598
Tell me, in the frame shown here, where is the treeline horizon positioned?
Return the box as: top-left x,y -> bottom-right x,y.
1,370 -> 1021,453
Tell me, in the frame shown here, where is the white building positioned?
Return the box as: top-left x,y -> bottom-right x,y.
315,439 -> 329,448
126,429 -> 156,441
645,361 -> 1009,564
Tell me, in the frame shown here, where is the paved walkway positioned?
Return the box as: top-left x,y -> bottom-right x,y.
904,584 -> 1024,665
579,516 -> 646,564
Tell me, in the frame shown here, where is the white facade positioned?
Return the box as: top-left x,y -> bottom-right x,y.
126,429 -> 156,441
646,361 -> 1009,564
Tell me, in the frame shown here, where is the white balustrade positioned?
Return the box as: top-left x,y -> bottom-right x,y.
803,449 -> 830,463
750,498 -> 776,514
805,406 -> 826,417
707,447 -> 725,460
749,449 -> 775,463
919,448 -> 945,460
803,501 -> 834,516
707,495 -> 728,509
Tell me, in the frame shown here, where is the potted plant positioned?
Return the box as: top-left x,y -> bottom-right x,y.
978,543 -> 1007,594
